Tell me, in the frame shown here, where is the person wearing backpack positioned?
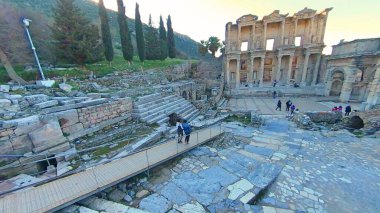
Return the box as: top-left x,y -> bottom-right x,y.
176,118 -> 183,143
181,120 -> 192,144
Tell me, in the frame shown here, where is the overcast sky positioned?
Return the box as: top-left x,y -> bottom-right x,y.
93,0 -> 380,54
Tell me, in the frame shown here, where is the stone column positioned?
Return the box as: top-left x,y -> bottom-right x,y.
237,25 -> 241,50
312,54 -> 321,85
301,52 -> 310,85
236,59 -> 241,88
248,56 -> 254,84
226,24 -> 231,52
263,22 -> 267,49
294,19 -> 298,44
251,23 -> 256,50
226,58 -> 230,86
281,20 -> 285,46
276,55 -> 282,82
259,56 -> 265,87
308,17 -> 314,43
287,55 -> 294,84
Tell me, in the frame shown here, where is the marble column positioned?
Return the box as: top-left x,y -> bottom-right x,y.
248,56 -> 254,84
301,52 -> 310,85
226,59 -> 230,86
276,55 -> 282,82
236,59 -> 241,88
281,21 -> 285,45
287,55 -> 294,84
263,22 -> 267,49
259,56 -> 265,87
312,54 -> 321,85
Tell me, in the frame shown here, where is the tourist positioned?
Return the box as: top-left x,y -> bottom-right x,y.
290,104 -> 296,115
294,83 -> 299,88
345,105 -> 352,116
272,91 -> 277,99
338,106 -> 343,111
176,118 -> 183,143
332,106 -> 338,111
181,120 -> 192,144
286,100 -> 292,111
273,80 -> 277,87
275,100 -> 282,111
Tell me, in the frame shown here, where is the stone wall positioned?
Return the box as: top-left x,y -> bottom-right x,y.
0,98 -> 133,166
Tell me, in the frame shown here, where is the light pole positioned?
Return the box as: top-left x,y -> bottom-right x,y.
22,18 -> 45,80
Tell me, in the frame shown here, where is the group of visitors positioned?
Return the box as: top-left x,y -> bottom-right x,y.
332,105 -> 352,116
176,119 -> 192,144
275,99 -> 297,115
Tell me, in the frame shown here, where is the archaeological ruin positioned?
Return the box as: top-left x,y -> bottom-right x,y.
0,5 -> 379,213
224,8 -> 380,109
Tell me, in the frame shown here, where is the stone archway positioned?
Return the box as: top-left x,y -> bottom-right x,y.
329,70 -> 344,96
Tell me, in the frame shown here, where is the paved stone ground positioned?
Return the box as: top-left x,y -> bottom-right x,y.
141,119 -> 379,213
227,97 -> 361,114
72,117 -> 379,213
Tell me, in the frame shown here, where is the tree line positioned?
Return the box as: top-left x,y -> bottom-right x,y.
52,0 -> 176,65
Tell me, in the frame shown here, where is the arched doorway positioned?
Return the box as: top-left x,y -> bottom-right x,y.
329,70 -> 344,96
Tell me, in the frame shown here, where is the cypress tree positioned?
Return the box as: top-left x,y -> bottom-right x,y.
98,0 -> 113,64
158,15 -> 168,60
117,0 -> 133,62
145,14 -> 161,60
135,3 -> 145,62
52,0 -> 102,64
167,15 -> 176,58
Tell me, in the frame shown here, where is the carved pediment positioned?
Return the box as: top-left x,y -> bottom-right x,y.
263,10 -> 288,21
294,7 -> 317,18
237,14 -> 258,23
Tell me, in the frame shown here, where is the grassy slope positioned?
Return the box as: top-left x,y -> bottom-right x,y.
0,56 -> 193,83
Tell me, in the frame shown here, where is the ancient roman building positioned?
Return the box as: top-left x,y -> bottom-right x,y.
224,8 -> 332,88
324,38 -> 380,108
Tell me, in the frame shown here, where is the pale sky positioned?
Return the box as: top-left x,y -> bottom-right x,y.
94,0 -> 380,54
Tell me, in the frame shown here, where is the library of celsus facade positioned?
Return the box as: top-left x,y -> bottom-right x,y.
224,8 -> 332,88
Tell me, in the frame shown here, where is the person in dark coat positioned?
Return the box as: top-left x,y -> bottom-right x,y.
345,105 -> 352,116
275,100 -> 282,111
285,100 -> 292,111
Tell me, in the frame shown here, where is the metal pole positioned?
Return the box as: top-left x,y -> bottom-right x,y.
145,150 -> 150,177
197,132 -> 199,145
24,24 -> 45,80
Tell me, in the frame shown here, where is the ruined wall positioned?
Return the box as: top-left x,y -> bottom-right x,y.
0,98 -> 133,165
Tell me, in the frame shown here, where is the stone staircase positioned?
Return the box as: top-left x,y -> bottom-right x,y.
133,93 -> 199,125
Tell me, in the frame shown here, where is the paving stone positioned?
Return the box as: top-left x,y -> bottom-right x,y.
198,166 -> 239,187
244,145 -> 274,157
159,182 -> 191,205
139,194 -> 171,213
247,163 -> 282,188
174,201 -> 206,213
239,192 -> 255,204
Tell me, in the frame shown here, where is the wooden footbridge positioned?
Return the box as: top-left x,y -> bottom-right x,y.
0,125 -> 222,213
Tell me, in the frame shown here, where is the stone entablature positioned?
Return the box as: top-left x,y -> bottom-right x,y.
331,38 -> 380,57
225,8 -> 332,88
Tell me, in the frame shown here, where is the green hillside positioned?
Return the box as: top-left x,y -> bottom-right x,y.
0,0 -> 201,61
